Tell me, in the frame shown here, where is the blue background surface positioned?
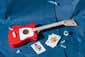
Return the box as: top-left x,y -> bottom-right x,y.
0,0 -> 85,57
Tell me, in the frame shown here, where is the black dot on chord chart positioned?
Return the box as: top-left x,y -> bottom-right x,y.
23,29 -> 29,34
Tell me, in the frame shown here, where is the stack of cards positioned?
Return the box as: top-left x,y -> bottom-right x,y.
45,33 -> 61,48
31,41 -> 46,54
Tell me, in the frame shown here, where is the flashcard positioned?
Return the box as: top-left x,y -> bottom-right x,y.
19,28 -> 34,40
31,41 -> 46,54
45,33 -> 61,48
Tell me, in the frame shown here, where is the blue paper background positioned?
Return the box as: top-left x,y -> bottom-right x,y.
0,0 -> 85,57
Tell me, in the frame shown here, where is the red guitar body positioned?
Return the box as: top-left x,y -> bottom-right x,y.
8,23 -> 38,48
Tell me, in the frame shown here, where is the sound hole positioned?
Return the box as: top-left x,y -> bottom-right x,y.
23,29 -> 29,34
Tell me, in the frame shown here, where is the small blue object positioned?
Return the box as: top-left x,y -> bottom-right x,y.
60,40 -> 66,44
8,27 -> 13,30
48,1 -> 58,6
63,31 -> 69,36
16,49 -> 21,54
60,44 -> 66,48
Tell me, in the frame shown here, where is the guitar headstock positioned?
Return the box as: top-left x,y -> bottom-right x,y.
63,19 -> 77,26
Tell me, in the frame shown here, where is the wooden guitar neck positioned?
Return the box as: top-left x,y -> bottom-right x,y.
33,19 -> 77,32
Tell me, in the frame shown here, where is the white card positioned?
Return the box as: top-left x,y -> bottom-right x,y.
45,33 -> 61,48
19,28 -> 34,40
31,41 -> 46,54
